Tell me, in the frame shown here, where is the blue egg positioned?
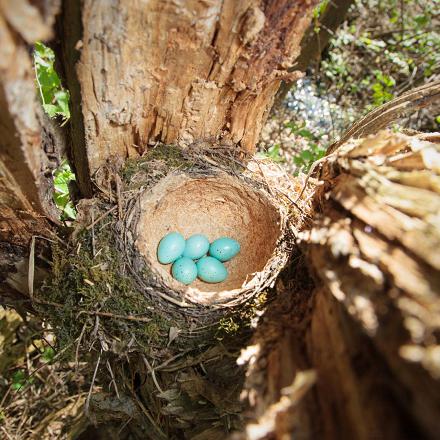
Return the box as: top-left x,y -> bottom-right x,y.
172,257 -> 197,285
209,237 -> 240,262
183,234 -> 210,260
196,256 -> 227,283
157,232 -> 185,264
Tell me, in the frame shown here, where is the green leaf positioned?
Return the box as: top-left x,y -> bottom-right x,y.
263,144 -> 285,163
54,90 -> 71,120
297,129 -> 315,140
313,0 -> 329,19
414,14 -> 429,27
42,103 -> 59,117
301,150 -> 313,161
54,192 -> 69,207
63,202 -> 77,220
11,370 -> 33,391
34,42 -> 70,122
41,347 -> 55,363
293,156 -> 304,166
53,160 -> 77,220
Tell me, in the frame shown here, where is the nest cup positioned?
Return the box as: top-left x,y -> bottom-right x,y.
136,173 -> 282,304
122,147 -> 294,312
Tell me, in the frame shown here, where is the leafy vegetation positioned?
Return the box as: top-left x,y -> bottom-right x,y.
11,369 -> 34,391
34,42 -> 77,220
320,0 -> 440,121
53,160 -> 77,220
287,122 -> 326,173
261,0 -> 439,175
34,42 -> 70,123
41,346 -> 55,363
257,144 -> 285,163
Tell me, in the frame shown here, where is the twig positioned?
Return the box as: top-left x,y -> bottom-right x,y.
91,315 -> 100,340
254,161 -> 273,192
106,360 -> 120,399
125,379 -> 167,439
276,164 -> 310,216
16,342 -> 75,395
142,355 -> 163,394
75,321 -> 88,373
91,209 -> 96,257
146,349 -> 194,373
115,173 -> 123,220
0,426 -> 13,440
0,385 -> 12,409
28,235 -> 61,299
85,205 -> 118,230
84,349 -> 101,416
79,309 -> 152,324
28,236 -> 36,300
34,299 -> 152,323
295,153 -> 337,203
117,416 -> 133,435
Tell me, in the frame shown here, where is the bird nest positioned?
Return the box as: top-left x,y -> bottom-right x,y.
33,144 -> 314,436
38,144 -> 313,353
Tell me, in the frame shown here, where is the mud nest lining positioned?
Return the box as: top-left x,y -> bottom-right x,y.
136,173 -> 281,299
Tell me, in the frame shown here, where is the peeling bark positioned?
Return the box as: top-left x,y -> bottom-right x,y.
60,0 -> 317,187
302,131 -> 440,439
241,131 -> 440,439
0,2 -> 57,305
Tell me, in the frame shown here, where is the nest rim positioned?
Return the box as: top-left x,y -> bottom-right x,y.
120,149 -> 296,311
134,172 -> 291,307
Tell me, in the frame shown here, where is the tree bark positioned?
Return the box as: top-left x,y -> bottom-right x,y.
59,0 -> 317,194
240,130 -> 440,439
0,1 -> 58,307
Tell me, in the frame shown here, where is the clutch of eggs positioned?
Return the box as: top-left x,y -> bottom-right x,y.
157,233 -> 240,285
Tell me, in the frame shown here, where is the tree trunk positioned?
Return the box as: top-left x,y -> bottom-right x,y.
0,0 -> 317,297
0,1 -> 59,308
239,130 -> 440,439
59,0 -> 316,194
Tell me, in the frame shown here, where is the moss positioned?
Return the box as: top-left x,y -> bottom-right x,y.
37,226 -> 175,357
215,291 -> 269,339
122,144 -> 193,183
38,143 -> 286,361
217,317 -> 240,336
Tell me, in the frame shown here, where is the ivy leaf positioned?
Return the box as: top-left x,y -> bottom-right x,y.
34,42 -> 70,122
301,150 -> 313,161
297,129 -> 315,140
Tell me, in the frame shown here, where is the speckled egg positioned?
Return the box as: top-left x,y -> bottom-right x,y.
157,232 -> 185,264
183,234 -> 210,260
172,257 -> 197,285
209,237 -> 240,262
196,256 -> 228,283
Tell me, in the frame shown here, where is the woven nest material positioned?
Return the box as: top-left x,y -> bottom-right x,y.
136,174 -> 281,298
36,146 -> 314,437
117,145 -> 312,320
40,145 -> 314,354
